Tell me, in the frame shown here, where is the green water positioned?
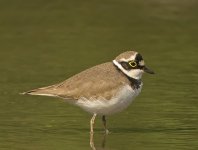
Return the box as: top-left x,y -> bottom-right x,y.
0,0 -> 198,149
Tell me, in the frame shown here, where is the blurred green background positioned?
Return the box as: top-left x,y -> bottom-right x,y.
0,0 -> 197,150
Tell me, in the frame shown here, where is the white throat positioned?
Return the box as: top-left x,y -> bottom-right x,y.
113,60 -> 143,80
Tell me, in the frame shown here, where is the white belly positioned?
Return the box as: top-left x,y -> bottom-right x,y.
75,84 -> 142,115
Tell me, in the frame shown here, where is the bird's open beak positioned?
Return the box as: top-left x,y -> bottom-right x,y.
144,66 -> 155,74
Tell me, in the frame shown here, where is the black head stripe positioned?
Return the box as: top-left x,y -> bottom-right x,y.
120,61 -> 142,70
135,53 -> 144,69
135,53 -> 143,63
120,62 -> 131,70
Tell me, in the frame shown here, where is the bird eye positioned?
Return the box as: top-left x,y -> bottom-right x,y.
129,61 -> 137,67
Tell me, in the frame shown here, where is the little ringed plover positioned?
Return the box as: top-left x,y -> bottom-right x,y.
22,51 -> 154,134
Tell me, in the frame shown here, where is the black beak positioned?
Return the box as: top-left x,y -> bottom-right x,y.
144,66 -> 155,74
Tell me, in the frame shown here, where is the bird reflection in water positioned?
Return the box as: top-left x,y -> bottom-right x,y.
90,132 -> 107,150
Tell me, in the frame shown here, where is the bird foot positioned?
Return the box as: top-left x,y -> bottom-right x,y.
104,129 -> 110,134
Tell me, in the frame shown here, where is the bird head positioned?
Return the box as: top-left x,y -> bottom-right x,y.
113,51 -> 154,80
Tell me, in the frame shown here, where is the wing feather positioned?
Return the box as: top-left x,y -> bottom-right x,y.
21,62 -> 128,100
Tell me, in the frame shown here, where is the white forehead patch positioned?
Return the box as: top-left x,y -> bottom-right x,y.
139,60 -> 145,66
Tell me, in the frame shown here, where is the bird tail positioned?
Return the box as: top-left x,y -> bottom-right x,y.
20,85 -> 58,97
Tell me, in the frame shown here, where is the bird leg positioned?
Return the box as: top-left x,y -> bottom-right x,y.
90,113 -> 97,133
89,131 -> 96,150
102,115 -> 109,134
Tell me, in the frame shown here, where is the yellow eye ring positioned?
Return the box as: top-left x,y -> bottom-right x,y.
129,61 -> 137,67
